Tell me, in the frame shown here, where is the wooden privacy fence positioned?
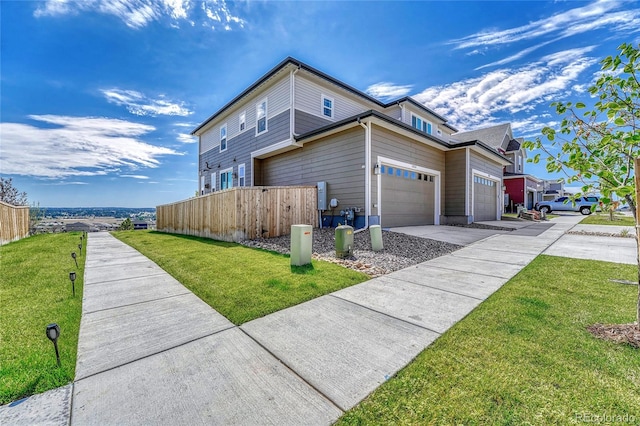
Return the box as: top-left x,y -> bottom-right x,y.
157,186 -> 318,242
0,201 -> 29,245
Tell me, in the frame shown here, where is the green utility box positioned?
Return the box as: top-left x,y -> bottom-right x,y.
290,224 -> 313,266
335,225 -> 354,259
370,225 -> 383,251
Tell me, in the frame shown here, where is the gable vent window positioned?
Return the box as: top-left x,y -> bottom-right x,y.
411,113 -> 432,134
220,124 -> 227,152
322,95 -> 334,119
256,99 -> 267,135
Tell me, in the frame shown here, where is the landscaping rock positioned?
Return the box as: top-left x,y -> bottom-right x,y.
240,228 -> 463,277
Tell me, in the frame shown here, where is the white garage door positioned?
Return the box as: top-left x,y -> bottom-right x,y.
381,165 -> 435,227
473,175 -> 497,221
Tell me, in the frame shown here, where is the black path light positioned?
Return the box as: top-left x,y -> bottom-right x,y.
69,271 -> 77,297
78,243 -> 82,255
46,323 -> 61,367
71,252 -> 78,268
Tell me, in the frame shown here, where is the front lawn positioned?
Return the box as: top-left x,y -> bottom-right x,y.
112,231 -> 368,324
338,255 -> 640,424
0,233 -> 85,405
581,213 -> 636,226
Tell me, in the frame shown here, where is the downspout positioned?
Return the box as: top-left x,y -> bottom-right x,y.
356,118 -> 371,233
290,66 -> 301,141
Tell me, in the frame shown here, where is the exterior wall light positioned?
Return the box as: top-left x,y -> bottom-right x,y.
46,323 -> 61,367
69,271 -> 76,297
373,163 -> 380,175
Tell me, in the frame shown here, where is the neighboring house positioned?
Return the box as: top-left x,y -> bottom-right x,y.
541,179 -> 566,201
192,57 -> 511,227
452,123 -> 543,211
65,222 -> 94,232
133,221 -> 149,230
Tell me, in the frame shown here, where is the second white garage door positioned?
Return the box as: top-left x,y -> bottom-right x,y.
381,165 -> 435,227
473,175 -> 497,221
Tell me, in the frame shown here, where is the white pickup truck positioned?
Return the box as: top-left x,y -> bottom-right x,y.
534,196 -> 600,215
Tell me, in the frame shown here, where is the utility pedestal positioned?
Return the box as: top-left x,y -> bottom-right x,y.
290,225 -> 312,266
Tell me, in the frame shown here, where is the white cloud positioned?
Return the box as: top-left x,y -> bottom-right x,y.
413,47 -> 597,131
121,174 -> 150,179
365,82 -> 413,100
0,115 -> 181,178
449,1 -> 639,50
177,132 -> 197,143
475,40 -> 556,70
35,0 -> 244,30
101,88 -> 193,116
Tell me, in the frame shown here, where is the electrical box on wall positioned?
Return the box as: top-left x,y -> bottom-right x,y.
317,181 -> 327,211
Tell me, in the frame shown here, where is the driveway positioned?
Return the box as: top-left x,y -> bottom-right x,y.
389,219 -> 549,246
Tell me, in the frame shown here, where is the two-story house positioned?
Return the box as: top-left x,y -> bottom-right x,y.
192,57 -> 511,227
452,123 -> 543,211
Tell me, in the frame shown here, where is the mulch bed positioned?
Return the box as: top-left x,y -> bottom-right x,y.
587,323 -> 640,348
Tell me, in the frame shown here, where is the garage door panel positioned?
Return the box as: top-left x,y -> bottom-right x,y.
473,177 -> 497,221
382,167 -> 434,227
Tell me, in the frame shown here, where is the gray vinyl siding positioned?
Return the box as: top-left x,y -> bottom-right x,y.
295,109 -> 332,135
444,149 -> 466,216
370,126 -> 445,216
295,75 -> 369,122
260,127 -> 366,209
199,109 -> 290,192
199,74 -> 291,154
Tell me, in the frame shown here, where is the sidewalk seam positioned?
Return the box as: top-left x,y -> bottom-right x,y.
82,291 -> 192,315
74,324 -> 236,382
84,272 -> 168,286
237,327 -> 346,414
383,275 -> 486,301
328,294 -> 443,335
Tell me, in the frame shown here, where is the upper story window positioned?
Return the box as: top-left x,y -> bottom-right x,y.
256,98 -> 267,135
239,111 -> 246,132
321,95 -> 333,119
411,113 -> 432,134
220,124 -> 227,152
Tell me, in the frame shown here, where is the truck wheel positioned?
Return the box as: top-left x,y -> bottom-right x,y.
580,206 -> 592,215
540,206 -> 551,214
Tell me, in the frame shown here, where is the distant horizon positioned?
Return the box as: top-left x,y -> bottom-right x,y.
2,1 -> 639,207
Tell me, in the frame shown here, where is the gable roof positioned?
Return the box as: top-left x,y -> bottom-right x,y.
451,123 -> 511,148
295,109 -> 510,166
192,57 -> 456,135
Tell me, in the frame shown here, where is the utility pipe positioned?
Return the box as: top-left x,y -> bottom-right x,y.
356,118 -> 371,233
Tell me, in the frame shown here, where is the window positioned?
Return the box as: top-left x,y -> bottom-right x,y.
411,113 -> 433,134
220,124 -> 227,152
321,95 -> 334,119
256,99 -> 267,135
387,167 -> 394,175
380,165 -> 386,174
220,169 -> 233,190
211,173 -> 216,192
200,175 -> 205,195
238,163 -> 246,187
239,111 -> 246,132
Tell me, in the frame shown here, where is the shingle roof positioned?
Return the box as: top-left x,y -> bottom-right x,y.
451,123 -> 511,148
192,57 -> 457,135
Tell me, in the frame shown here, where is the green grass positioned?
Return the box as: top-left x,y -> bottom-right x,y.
338,256 -> 640,425
111,231 -> 368,324
581,213 -> 636,226
0,233 -> 85,405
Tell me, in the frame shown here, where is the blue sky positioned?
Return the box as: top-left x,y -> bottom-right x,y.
1,0 -> 639,207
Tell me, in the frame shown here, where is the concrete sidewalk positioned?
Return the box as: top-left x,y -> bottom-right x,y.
2,214 -> 594,425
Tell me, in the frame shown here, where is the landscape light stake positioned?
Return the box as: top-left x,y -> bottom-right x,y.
46,323 -> 61,367
69,271 -> 76,297
71,252 -> 78,268
78,243 -> 82,255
